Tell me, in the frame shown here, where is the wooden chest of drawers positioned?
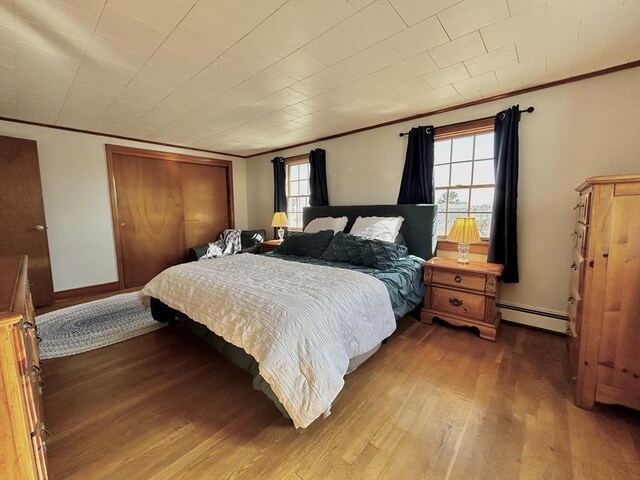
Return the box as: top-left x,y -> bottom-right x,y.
570,174 -> 640,411
0,256 -> 48,479
421,257 -> 504,341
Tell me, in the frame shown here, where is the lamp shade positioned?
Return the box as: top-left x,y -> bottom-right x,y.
271,212 -> 288,228
447,217 -> 481,244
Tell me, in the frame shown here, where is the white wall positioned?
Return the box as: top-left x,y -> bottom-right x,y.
246,67 -> 640,329
0,120 -> 248,292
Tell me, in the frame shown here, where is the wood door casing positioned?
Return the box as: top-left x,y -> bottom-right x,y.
0,135 -> 54,306
112,154 -> 186,288
106,145 -> 234,289
181,163 -> 229,248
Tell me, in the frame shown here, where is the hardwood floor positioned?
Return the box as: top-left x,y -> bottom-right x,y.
42,317 -> 640,480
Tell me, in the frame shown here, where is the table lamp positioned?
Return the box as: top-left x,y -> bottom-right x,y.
447,217 -> 480,264
271,212 -> 288,241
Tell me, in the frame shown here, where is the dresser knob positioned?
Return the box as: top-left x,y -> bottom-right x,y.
449,297 -> 463,307
454,275 -> 462,283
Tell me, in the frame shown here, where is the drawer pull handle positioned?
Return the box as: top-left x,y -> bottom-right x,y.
32,364 -> 41,373
449,297 -> 463,307
573,203 -> 580,211
570,262 -> 577,270
454,275 -> 462,283
568,296 -> 575,303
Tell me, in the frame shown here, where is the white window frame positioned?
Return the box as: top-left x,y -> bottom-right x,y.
285,155 -> 311,231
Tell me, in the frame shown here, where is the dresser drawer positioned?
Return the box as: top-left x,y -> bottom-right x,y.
430,269 -> 486,292
430,287 -> 486,321
572,222 -> 588,256
576,190 -> 591,225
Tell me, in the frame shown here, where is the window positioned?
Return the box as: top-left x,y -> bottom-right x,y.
434,120 -> 495,239
285,157 -> 310,230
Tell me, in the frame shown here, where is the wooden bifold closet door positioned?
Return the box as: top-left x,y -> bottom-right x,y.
107,145 -> 233,289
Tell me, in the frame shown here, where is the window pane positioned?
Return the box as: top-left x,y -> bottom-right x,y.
436,189 -> 449,209
471,213 -> 492,237
474,133 -> 493,159
293,213 -> 302,228
290,181 -> 299,196
299,162 -> 309,178
470,187 -> 494,212
434,140 -> 451,165
473,159 -> 494,185
302,196 -> 310,208
451,136 -> 474,162
437,212 -> 446,236
289,164 -> 299,181
450,162 -> 472,186
299,180 -> 309,195
447,188 -> 469,212
434,164 -> 450,188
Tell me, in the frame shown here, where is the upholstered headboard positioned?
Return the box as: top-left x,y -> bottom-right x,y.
303,204 -> 438,260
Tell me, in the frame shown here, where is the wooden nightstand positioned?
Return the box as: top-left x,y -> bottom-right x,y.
421,257 -> 504,341
259,239 -> 283,253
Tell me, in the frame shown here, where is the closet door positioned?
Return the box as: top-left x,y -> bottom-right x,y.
0,135 -> 54,306
112,154 -> 186,288
181,162 -> 230,248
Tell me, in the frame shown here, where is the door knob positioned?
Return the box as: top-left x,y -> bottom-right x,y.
120,223 -> 126,227
34,225 -> 45,231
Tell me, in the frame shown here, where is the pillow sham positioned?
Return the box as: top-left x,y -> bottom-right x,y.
321,231 -> 408,270
273,230 -> 334,258
304,216 -> 348,234
349,216 -> 404,243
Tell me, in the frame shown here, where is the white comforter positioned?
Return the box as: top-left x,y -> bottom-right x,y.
140,253 -> 396,428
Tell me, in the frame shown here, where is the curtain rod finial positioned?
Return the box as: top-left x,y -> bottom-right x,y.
525,106 -> 534,113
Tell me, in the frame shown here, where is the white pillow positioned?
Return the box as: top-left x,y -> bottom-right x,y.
350,216 -> 404,243
304,216 -> 348,234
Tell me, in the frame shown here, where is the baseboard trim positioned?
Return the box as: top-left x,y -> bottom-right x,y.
498,302 -> 568,334
54,281 -> 121,301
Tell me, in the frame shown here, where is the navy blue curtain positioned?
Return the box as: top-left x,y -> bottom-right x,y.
272,157 -> 286,238
488,105 -> 520,283
397,126 -> 435,204
309,148 -> 329,206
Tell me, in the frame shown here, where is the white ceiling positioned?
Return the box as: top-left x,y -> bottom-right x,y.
0,0 -> 638,157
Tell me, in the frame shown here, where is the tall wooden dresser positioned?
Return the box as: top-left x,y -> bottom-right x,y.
569,174 -> 640,411
0,256 -> 49,479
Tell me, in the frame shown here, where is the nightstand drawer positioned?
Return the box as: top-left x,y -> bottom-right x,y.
430,287 -> 486,321
430,269 -> 486,292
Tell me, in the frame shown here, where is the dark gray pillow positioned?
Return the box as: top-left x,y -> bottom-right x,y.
274,230 -> 334,258
321,232 -> 408,270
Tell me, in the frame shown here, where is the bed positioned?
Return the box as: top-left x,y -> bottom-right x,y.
143,204 -> 437,428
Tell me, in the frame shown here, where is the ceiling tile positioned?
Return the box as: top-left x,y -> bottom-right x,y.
163,23 -> 229,65
347,41 -> 403,75
302,27 -> 362,65
14,0 -> 99,42
96,5 -> 168,53
387,16 -> 450,59
348,0 -> 375,11
423,63 -> 469,88
222,36 -> 282,74
86,32 -> 150,69
385,77 -> 430,99
480,2 -> 545,52
428,31 -> 486,68
494,56 -> 545,87
15,41 -> 81,74
386,51 -> 439,82
464,44 -> 518,76
73,52 -> 138,93
109,0 -> 190,32
247,11 -> 314,59
187,57 -> 254,96
279,0 -> 356,36
273,50 -> 326,81
437,0 -> 509,39
338,0 -> 406,52
290,60 -> 363,97
453,71 -> 498,95
13,22 -> 88,61
282,102 -> 316,117
52,0 -> 106,18
389,0 -> 461,27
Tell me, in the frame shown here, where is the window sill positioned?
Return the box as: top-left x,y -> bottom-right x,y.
436,239 -> 489,255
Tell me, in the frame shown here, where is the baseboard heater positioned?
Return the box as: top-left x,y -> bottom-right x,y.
497,302 -> 568,334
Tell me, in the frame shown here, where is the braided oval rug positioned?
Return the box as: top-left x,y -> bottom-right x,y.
36,292 -> 165,359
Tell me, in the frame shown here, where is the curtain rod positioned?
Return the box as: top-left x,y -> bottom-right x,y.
398,106 -> 534,137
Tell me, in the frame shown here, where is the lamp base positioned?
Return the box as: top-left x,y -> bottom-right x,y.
457,243 -> 470,264
277,227 -> 285,241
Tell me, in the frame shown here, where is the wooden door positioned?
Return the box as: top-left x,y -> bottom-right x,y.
111,154 -> 186,288
0,135 -> 54,306
181,162 -> 230,248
